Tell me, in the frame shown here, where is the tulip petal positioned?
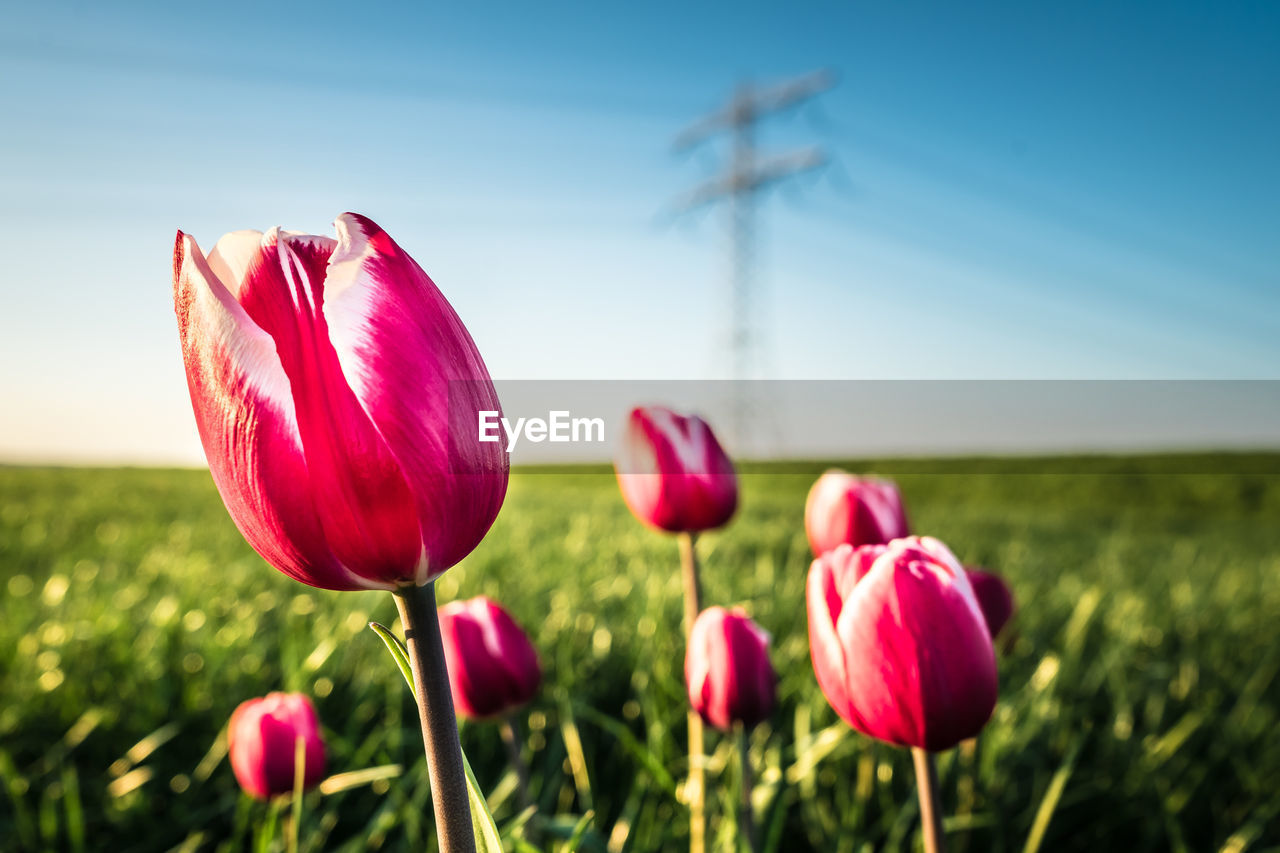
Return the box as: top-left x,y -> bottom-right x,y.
439,599 -> 539,719
173,232 -> 376,591
836,557 -> 918,745
966,567 -> 1016,640
686,616 -> 712,691
727,610 -> 776,729
616,407 -> 737,532
260,694 -> 326,793
688,606 -> 775,731
230,227 -> 426,585
228,693 -> 326,800
206,229 -> 270,299
474,599 -> 542,708
836,538 -> 997,750
807,546 -> 876,733
704,615 -> 736,730
319,213 -> 508,581
686,607 -> 719,725
228,700 -> 271,799
649,409 -> 738,531
443,613 -> 505,717
806,471 -> 910,555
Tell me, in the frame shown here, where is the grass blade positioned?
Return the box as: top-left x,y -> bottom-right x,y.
1022,739 -> 1082,853
572,701 -> 676,794
62,764 -> 85,853
564,809 -> 595,851
317,765 -> 403,796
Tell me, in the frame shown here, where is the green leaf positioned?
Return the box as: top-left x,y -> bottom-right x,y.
368,621 -> 504,852
1022,738 -> 1083,853
368,622 -> 415,698
571,701 -> 676,794
563,810 -> 595,851
462,748 -> 505,853
502,804 -> 537,839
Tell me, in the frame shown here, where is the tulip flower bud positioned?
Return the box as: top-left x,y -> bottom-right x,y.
615,406 -> 738,533
686,606 -> 777,732
804,470 -> 909,556
966,567 -> 1016,641
173,214 -> 507,592
228,692 -> 326,800
807,537 -> 998,752
438,597 -> 541,720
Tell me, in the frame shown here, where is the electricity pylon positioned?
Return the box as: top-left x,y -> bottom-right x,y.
672,69 -> 835,448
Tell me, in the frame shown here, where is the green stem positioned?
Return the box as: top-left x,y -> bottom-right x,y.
911,747 -> 947,853
679,532 -> 705,853
501,714 -> 534,825
738,726 -> 759,853
499,712 -> 535,845
288,734 -> 304,853
395,582 -> 476,853
255,798 -> 280,853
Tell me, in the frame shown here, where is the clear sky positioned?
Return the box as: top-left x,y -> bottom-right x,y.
1,1 -> 1277,463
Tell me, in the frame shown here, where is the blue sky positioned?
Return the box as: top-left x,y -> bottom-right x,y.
1,1 -> 1277,462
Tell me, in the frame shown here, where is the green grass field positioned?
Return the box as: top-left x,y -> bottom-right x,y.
2,456 -> 1278,852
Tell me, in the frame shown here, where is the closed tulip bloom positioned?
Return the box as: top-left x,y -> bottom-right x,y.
438,597 -> 541,720
966,567 -> 1016,641
615,406 -> 737,533
173,214 -> 508,591
228,692 -> 326,800
807,537 -> 998,752
804,471 -> 909,556
686,606 -> 777,731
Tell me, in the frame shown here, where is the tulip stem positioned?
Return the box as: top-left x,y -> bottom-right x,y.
257,799 -> 281,853
911,747 -> 947,853
678,531 -> 706,853
501,713 -> 534,819
679,532 -> 703,634
395,582 -> 476,853
288,735 -> 304,853
738,727 -> 760,853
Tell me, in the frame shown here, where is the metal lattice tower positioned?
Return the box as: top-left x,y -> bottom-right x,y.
672,71 -> 835,445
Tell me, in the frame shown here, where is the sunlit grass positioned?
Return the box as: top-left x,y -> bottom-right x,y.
1,457 -> 1278,850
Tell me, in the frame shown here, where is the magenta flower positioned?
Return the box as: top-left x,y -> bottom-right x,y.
807,537 -> 998,752
805,470 -> 910,556
615,406 -> 737,533
686,606 -> 777,732
228,692 -> 326,800
172,214 -> 508,591
966,567 -> 1016,641
438,597 -> 541,720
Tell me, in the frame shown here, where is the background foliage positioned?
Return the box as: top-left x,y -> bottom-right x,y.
2,456 -> 1278,851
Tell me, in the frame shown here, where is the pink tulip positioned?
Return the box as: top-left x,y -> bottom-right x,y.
228,692 -> 326,800
615,406 -> 737,533
173,214 -> 508,591
438,597 -> 541,720
804,470 -> 910,556
686,606 -> 777,732
807,537 -> 998,752
966,567 -> 1016,641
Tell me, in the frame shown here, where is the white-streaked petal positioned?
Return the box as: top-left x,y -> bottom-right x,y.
173,230 -> 382,591
205,229 -> 264,298
315,212 -> 508,581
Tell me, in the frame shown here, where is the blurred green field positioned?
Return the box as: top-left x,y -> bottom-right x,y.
2,456 -> 1279,852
